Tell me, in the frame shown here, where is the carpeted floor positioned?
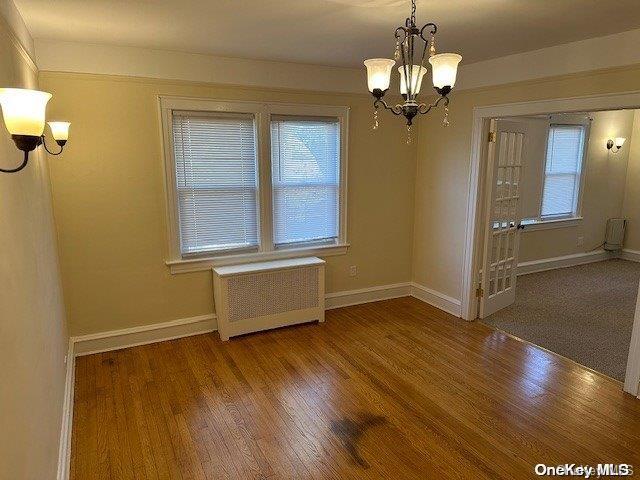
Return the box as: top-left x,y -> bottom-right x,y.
483,259 -> 640,381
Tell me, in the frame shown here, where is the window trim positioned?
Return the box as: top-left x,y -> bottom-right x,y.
159,96 -> 350,273
526,121 -> 590,229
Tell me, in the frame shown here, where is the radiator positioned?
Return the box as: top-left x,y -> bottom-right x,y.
212,257 -> 325,341
604,218 -> 626,251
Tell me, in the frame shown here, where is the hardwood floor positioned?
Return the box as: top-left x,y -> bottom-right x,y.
70,297 -> 640,479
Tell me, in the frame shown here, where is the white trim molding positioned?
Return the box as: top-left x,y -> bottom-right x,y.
72,314 -> 218,356
167,243 -> 349,274
517,250 -> 613,276
520,216 -> 583,232
625,280 -> 640,397
56,339 -> 75,480
620,249 -> 640,263
71,282 -> 466,356
325,283 -> 411,309
158,96 -> 350,272
34,28 -> 640,94
461,89 -> 640,323
457,28 -> 640,91
410,282 -> 462,317
35,39 -> 364,94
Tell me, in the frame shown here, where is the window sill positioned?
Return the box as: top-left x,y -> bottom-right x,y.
166,243 -> 350,274
522,216 -> 583,232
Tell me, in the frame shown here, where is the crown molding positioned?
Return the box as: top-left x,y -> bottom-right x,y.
0,0 -> 37,72
457,28 -> 640,91
34,39 -> 365,94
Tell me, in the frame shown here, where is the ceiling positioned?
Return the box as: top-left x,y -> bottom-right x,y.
13,0 -> 640,68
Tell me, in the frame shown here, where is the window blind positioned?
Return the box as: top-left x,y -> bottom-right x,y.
270,116 -> 340,247
541,125 -> 585,218
172,112 -> 259,255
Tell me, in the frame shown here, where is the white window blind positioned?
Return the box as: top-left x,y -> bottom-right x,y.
270,116 -> 340,247
541,125 -> 585,218
172,112 -> 259,255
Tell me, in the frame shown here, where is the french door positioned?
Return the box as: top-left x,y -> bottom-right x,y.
479,119 -> 527,318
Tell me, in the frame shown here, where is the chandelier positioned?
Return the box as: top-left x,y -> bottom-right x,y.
364,0 -> 462,141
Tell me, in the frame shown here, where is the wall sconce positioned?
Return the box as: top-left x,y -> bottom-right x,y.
606,137 -> 626,153
0,88 -> 70,173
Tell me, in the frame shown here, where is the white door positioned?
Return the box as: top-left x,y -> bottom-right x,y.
479,119 -> 527,318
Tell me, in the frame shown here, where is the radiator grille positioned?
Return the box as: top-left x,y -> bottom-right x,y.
227,266 -> 319,322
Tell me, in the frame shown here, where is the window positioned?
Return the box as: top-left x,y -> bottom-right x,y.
271,117 -> 340,248
161,98 -> 348,271
540,124 -> 586,219
172,112 -> 259,255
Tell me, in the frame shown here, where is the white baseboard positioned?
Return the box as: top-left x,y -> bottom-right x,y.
72,281 -> 459,356
56,339 -> 75,480
73,284 -> 417,356
410,282 -> 462,317
325,282 -> 411,309
72,314 -> 218,356
620,249 -> 640,263
516,249 -> 613,276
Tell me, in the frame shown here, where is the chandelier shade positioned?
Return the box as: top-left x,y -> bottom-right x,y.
48,121 -> 71,143
364,58 -> 396,93
429,53 -> 462,90
398,65 -> 427,95
363,0 -> 462,138
0,88 -> 51,137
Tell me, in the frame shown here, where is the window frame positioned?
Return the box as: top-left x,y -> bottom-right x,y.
159,96 -> 349,273
521,121 -> 590,232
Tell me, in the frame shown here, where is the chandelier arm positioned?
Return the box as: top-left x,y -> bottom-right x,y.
40,135 -> 64,155
394,26 -> 408,43
399,31 -> 412,99
412,34 -> 429,97
417,95 -> 449,115
0,150 -> 29,173
374,98 -> 403,116
419,23 -> 437,41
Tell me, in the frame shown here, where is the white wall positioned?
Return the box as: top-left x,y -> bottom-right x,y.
0,1 -> 69,479
622,111 -> 640,251
506,110 -> 635,262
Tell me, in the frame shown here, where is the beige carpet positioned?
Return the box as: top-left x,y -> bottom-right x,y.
483,259 -> 640,381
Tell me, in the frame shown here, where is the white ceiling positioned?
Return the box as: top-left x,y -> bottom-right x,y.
13,0 -> 640,68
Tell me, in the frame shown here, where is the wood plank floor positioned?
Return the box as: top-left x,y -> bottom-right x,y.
70,297 -> 640,479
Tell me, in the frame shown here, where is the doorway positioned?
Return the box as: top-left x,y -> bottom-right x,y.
460,91 -> 640,396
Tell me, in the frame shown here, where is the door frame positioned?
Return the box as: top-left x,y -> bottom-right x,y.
460,90 -> 640,397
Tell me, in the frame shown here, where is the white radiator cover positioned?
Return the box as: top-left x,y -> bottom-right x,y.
212,257 -> 325,341
604,218 -> 626,251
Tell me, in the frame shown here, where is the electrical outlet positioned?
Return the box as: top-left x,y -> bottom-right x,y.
577,235 -> 584,247
64,355 -> 67,365
349,265 -> 357,277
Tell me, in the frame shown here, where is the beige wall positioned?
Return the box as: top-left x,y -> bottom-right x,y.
0,11 -> 68,480
623,111 -> 640,250
40,72 -> 417,335
413,65 -> 640,300
517,110 -> 634,262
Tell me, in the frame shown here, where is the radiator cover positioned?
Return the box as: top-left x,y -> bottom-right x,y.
213,257 -> 325,340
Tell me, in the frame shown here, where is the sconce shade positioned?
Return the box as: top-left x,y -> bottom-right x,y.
398,65 -> 427,95
364,58 -> 395,93
0,88 -> 52,136
48,121 -> 70,142
615,137 -> 626,148
428,53 -> 462,89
